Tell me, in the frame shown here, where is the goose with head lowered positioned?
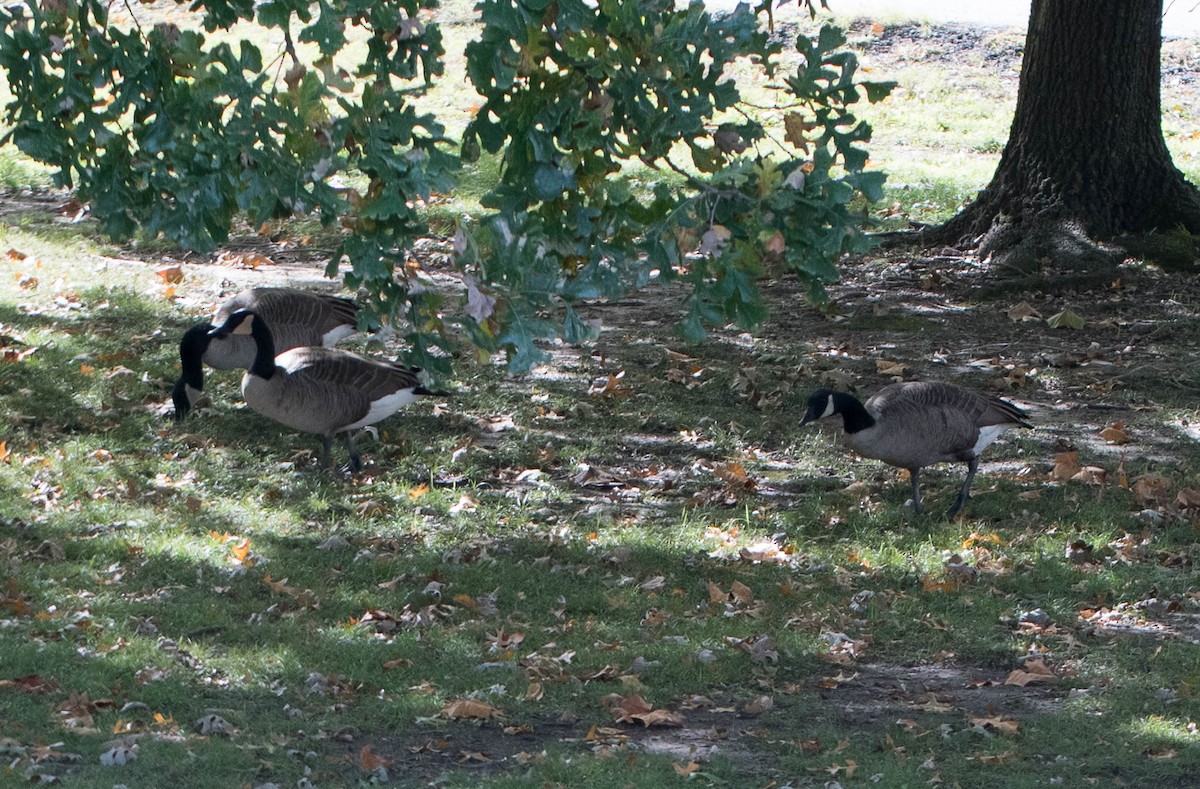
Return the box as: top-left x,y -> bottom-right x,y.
800,381 -> 1032,517
173,288 -> 360,420
208,308 -> 439,473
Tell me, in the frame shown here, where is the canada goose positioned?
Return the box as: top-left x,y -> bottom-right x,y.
209,308 -> 438,472
800,382 -> 1032,517
173,288 -> 358,420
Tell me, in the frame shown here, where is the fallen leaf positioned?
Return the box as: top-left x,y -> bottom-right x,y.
1050,451 -> 1082,481
1006,301 -> 1042,322
629,708 -> 683,727
1131,474 -> 1169,507
969,713 -> 1020,735
358,744 -> 393,771
156,265 -> 184,284
1046,308 -> 1085,329
195,713 -> 233,735
442,698 -> 503,720
1099,422 -> 1129,444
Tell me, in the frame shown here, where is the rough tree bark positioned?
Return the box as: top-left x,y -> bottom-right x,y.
923,0 -> 1200,276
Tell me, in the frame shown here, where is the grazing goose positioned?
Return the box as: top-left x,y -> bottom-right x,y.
800,382 -> 1032,517
209,308 -> 437,473
173,288 -> 359,420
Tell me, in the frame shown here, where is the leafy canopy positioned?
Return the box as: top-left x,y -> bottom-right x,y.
0,0 -> 892,373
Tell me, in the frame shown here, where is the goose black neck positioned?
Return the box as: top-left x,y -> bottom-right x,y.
247,315 -> 278,379
834,392 -> 875,434
177,323 -> 211,390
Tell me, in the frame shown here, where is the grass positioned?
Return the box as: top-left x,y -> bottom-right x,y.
3,6 -> 1200,789
4,236 -> 1200,786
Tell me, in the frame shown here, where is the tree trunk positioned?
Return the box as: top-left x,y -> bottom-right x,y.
925,0 -> 1200,275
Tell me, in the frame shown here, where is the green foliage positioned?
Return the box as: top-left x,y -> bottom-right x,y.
0,0 -> 456,334
0,0 -> 892,373
461,3 -> 894,360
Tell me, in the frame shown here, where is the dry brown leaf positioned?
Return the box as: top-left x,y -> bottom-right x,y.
1176,487 -> 1200,510
673,761 -> 702,776
1004,661 -> 1057,687
1006,301 -> 1042,322
741,695 -> 774,715
588,371 -> 633,399
1099,422 -> 1129,444
1071,465 -> 1107,485
1050,451 -> 1082,481
969,714 -> 1019,735
1131,474 -> 1169,507
442,698 -> 503,720
729,580 -> 754,605
875,358 -> 908,377
358,744 -> 393,771
630,708 -> 683,727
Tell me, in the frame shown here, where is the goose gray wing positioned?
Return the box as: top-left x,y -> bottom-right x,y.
860,383 -> 994,466
216,289 -> 358,351
241,359 -> 368,437
281,348 -> 422,401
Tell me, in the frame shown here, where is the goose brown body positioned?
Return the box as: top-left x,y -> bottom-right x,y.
243,346 -> 424,438
173,288 -> 358,419
210,309 -> 435,472
800,382 -> 1031,517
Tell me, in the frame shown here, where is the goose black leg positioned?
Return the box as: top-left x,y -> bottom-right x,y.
318,436 -> 334,470
946,457 -> 979,519
908,468 -> 923,514
341,433 -> 363,474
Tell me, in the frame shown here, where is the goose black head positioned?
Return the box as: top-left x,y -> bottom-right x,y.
799,389 -> 839,427
208,309 -> 255,339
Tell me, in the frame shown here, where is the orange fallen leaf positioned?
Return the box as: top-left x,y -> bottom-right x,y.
358,744 -> 393,771
1099,422 -> 1129,444
230,538 -> 253,566
1050,451 -> 1081,481
156,265 -> 184,284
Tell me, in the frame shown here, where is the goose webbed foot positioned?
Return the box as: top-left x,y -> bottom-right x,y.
339,433 -> 363,475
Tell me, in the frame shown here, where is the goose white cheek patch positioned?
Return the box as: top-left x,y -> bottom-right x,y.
821,396 -> 836,419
